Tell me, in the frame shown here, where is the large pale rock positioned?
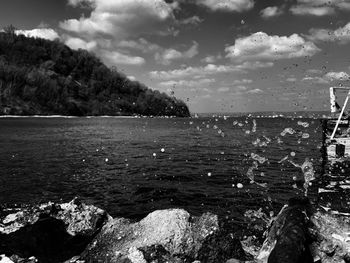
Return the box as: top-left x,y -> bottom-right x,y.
81,208 -> 247,263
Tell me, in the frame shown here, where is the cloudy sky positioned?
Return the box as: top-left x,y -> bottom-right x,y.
2,0 -> 350,113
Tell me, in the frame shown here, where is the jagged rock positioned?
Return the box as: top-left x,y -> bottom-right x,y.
81,209 -> 248,263
255,197 -> 350,263
309,211 -> 350,263
257,197 -> 314,263
0,255 -> 14,263
0,198 -> 109,263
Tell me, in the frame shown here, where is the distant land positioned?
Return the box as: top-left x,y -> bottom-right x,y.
0,27 -> 190,117
195,111 -> 330,118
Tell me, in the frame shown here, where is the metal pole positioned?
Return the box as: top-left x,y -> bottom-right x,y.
330,90 -> 350,140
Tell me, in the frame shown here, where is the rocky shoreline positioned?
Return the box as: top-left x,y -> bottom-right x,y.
0,197 -> 349,263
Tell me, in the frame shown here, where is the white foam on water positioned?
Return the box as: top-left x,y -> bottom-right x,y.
246,161 -> 258,181
318,188 -> 337,193
297,121 -> 310,128
251,153 -> 268,164
278,155 -> 289,163
280,127 -> 296,137
301,133 -> 310,139
252,119 -> 257,133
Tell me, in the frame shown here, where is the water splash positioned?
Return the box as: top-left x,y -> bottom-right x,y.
251,153 -> 268,164
280,128 -> 296,137
252,119 -> 257,133
297,121 -> 309,128
278,155 -> 289,163
247,161 -> 258,181
288,158 -> 315,196
301,133 -> 310,139
252,136 -> 271,147
246,157 -> 268,188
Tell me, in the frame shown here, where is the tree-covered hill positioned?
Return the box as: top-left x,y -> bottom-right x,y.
0,30 -> 190,117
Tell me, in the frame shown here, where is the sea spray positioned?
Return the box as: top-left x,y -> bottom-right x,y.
246,156 -> 268,188
288,158 -> 315,195
251,153 -> 268,164
297,121 -> 310,128
280,128 -> 296,137
252,119 -> 257,133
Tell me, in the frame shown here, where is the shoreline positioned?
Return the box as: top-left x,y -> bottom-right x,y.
1,197 -> 349,262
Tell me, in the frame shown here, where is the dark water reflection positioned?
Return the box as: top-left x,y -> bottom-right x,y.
0,117 -> 324,228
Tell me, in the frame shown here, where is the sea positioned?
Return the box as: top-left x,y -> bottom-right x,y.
0,114 -> 348,236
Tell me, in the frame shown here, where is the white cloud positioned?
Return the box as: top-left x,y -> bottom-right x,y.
232,78 -> 253,84
307,69 -> 323,74
15,28 -> 59,41
306,23 -> 350,44
150,61 -> 273,80
302,71 -> 350,84
218,87 -> 230,92
235,61 -> 274,70
159,78 -> 215,87
247,88 -> 263,94
324,71 -> 350,81
178,16 -> 203,25
60,0 -> 177,38
290,0 -> 350,16
302,76 -> 329,84
201,55 -> 217,63
236,85 -> 248,91
127,75 -> 136,81
100,50 -> 145,66
290,6 -> 335,16
118,38 -> 162,53
194,0 -> 254,12
60,0 -> 184,67
260,6 -> 283,18
225,32 -> 320,61
65,37 -> 97,50
155,41 -> 199,65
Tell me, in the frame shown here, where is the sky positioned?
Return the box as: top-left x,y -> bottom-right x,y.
1,0 -> 350,113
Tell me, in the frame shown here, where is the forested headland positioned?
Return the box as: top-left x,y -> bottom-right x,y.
0,28 -> 190,117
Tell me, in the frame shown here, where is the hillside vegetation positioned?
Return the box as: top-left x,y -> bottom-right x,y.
0,30 -> 190,117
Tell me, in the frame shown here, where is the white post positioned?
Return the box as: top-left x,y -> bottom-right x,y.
330,90 -> 350,140
330,87 -> 337,113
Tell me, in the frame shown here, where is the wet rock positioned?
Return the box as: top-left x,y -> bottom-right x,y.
309,211 -> 350,263
81,209 -> 248,263
257,197 -> 313,263
0,198 -> 109,263
254,197 -> 350,263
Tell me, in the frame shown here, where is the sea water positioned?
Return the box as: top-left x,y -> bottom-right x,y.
0,115 -> 346,233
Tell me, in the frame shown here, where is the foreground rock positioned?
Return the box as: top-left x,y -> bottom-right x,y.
0,201 -> 249,263
256,197 -> 350,263
79,209 -> 248,263
257,197 -> 313,263
309,211 -> 350,263
3,197 -> 349,263
0,198 -> 109,262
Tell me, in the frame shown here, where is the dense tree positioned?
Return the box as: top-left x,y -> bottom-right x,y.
0,30 -> 190,117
